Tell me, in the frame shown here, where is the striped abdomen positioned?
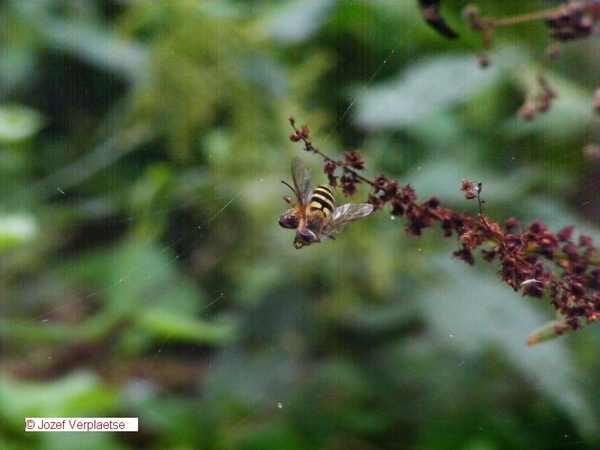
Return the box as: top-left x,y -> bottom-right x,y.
306,184 -> 335,232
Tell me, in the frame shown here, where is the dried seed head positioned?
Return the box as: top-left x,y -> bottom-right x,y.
518,101 -> 536,121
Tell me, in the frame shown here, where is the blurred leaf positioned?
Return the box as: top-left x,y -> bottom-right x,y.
41,432 -> 128,450
0,371 -> 116,427
355,53 -> 501,129
14,1 -> 147,81
0,104 -> 44,143
0,213 -> 38,251
267,0 -> 336,43
421,257 -> 599,439
2,1 -> 600,448
136,308 -> 236,346
119,1 -> 283,159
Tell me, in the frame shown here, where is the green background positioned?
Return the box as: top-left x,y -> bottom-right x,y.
1,1 -> 599,448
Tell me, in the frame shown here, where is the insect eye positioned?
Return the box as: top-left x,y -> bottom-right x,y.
279,214 -> 299,229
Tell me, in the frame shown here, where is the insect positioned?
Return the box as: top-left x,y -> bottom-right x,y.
279,157 -> 374,249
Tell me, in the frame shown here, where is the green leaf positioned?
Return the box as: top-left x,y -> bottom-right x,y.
136,308 -> 237,345
420,258 -> 599,439
0,371 -> 116,427
355,54 -> 501,129
0,213 -> 38,251
0,105 -> 44,143
267,0 -> 336,43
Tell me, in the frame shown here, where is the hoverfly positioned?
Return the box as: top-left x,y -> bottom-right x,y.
279,157 -> 374,249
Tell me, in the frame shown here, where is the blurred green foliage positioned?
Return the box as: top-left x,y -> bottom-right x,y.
2,0 -> 600,448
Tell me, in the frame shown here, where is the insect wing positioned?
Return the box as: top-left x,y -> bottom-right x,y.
291,157 -> 313,205
327,203 -> 374,233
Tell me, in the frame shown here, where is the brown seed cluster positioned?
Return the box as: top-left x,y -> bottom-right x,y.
518,76 -> 558,121
463,2 -> 600,119
546,1 -> 598,41
288,119 -> 600,337
465,1 -> 599,46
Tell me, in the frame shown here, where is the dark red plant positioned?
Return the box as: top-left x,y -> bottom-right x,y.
462,1 -> 600,119
288,117 -> 600,344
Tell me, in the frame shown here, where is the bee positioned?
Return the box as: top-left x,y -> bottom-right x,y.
279,157 -> 374,249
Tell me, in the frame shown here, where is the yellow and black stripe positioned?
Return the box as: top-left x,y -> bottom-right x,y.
308,184 -> 335,219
